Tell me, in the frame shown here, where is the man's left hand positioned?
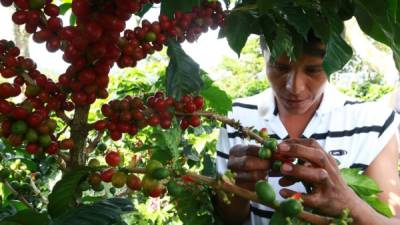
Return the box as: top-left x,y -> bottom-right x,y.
277,138 -> 359,217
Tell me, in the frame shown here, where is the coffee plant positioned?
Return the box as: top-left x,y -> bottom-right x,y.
0,0 -> 398,225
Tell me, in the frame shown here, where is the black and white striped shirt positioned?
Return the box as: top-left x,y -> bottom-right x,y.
216,84 -> 399,225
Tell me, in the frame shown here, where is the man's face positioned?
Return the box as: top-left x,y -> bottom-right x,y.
266,51 -> 328,115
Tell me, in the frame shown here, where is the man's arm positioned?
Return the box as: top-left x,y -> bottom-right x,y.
352,134 -> 400,224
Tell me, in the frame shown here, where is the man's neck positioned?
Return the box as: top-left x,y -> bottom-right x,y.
276,96 -> 323,138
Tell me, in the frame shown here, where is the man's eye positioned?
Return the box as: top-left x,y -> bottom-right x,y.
273,65 -> 290,72
305,68 -> 323,74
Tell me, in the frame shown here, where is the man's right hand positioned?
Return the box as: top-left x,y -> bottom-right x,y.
215,145 -> 272,225
227,144 -> 272,191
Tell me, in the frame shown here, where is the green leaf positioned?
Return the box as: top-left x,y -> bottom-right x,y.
166,39 -> 203,100
2,210 -> 49,225
47,169 -> 89,218
270,24 -> 294,61
200,73 -> 232,115
59,3 -> 71,15
51,198 -> 133,225
353,0 -> 400,67
256,0 -> 275,11
222,11 -> 257,56
182,145 -> 199,162
363,195 -> 393,217
136,3 -> 152,17
69,14 -> 76,26
323,33 -> 353,75
0,222 -> 21,225
201,153 -> 216,177
173,185 -> 216,225
281,7 -> 311,40
0,183 -> 12,205
269,211 -> 287,225
307,10 -> 330,43
0,205 -> 16,221
6,201 -> 28,211
341,168 -> 381,196
160,0 -> 201,18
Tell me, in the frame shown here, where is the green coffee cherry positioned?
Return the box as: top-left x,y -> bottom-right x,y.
258,147 -> 272,159
255,180 -> 275,204
280,198 -> 303,217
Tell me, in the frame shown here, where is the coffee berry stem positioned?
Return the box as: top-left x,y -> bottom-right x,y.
176,111 -> 266,144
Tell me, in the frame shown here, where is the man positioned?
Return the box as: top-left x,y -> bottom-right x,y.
215,32 -> 400,225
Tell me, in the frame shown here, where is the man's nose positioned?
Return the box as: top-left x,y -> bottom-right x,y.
285,70 -> 305,94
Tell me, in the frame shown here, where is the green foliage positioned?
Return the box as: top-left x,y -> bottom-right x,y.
200,73 -> 232,115
161,0 -> 201,18
48,169 -> 89,218
170,184 -> 219,225
220,0 -> 400,75
166,39 -> 203,100
51,198 -> 133,225
214,37 -> 268,99
0,209 -> 49,225
332,54 -> 394,101
341,168 -> 393,217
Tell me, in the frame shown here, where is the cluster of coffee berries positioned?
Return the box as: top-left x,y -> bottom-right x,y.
257,127 -> 294,171
4,0 -> 224,105
0,40 -> 69,112
94,92 -> 205,141
84,154 -> 169,198
118,1 -> 225,68
0,40 -> 74,154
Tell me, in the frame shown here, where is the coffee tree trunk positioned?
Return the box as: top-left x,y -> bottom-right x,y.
68,106 -> 90,169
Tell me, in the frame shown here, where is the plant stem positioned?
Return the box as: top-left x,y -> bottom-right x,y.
177,111 -> 266,144
68,105 -> 90,169
128,167 -> 333,224
2,179 -> 37,212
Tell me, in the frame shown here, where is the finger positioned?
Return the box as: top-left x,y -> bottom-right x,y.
281,139 -> 338,171
230,145 -> 261,157
278,142 -> 333,172
228,155 -> 270,171
280,163 -> 331,185
279,188 -> 298,199
280,188 -> 325,210
235,171 -> 268,183
278,176 -> 299,187
236,181 -> 258,191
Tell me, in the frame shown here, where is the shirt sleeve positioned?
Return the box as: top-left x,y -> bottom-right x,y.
216,126 -> 230,175
353,104 -> 400,167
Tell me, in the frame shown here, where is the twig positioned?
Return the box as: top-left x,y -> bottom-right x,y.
127,167 -> 333,225
30,177 -> 48,204
56,152 -> 69,169
2,179 -> 37,212
56,125 -> 69,139
187,172 -> 333,225
85,131 -> 105,153
20,72 -> 36,85
176,111 -> 266,144
56,111 -> 72,126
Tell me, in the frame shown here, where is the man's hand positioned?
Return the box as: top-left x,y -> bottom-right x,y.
227,144 -> 271,191
276,139 -> 359,217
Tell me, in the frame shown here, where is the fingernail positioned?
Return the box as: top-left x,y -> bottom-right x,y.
281,163 -> 293,172
279,143 -> 290,151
